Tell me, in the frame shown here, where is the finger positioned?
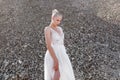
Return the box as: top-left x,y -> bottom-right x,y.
54,66 -> 57,70
55,68 -> 58,71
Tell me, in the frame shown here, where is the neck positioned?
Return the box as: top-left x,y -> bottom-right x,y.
49,22 -> 57,28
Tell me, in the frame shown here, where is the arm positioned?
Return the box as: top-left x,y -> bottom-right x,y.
44,27 -> 59,70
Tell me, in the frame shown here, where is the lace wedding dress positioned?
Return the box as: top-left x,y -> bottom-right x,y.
44,26 -> 75,80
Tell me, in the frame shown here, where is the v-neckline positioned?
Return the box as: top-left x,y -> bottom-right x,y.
50,27 -> 61,36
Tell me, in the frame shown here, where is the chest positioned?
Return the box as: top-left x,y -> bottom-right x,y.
51,30 -> 62,41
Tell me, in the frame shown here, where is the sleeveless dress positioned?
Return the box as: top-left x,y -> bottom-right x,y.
44,26 -> 75,80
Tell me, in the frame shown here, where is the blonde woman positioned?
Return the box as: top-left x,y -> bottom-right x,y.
44,9 -> 75,80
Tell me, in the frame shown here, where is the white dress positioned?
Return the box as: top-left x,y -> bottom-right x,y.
44,26 -> 75,80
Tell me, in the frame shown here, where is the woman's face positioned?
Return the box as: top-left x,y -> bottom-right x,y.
52,16 -> 62,26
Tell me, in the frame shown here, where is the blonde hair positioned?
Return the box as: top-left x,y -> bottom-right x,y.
52,9 -> 62,18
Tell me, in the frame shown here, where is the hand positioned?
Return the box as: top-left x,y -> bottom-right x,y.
53,58 -> 59,71
53,70 -> 60,80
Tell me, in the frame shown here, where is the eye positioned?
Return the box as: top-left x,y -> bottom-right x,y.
57,20 -> 60,21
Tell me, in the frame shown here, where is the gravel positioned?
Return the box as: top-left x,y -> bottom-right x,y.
0,0 -> 120,80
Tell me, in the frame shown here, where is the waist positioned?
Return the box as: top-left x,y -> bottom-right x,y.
52,42 -> 63,45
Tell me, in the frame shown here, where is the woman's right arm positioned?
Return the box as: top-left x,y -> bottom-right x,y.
44,27 -> 59,71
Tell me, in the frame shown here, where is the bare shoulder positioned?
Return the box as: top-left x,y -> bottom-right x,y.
44,26 -> 51,33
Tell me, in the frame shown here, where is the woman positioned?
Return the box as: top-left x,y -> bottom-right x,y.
44,9 -> 75,80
